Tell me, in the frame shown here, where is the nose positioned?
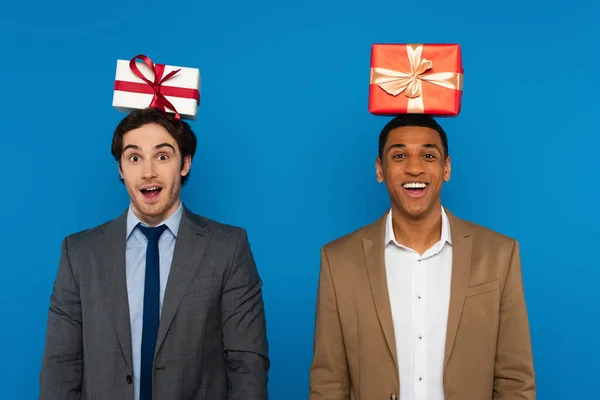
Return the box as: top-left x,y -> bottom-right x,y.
405,156 -> 425,176
141,159 -> 157,179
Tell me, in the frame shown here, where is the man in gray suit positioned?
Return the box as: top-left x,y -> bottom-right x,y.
40,108 -> 270,400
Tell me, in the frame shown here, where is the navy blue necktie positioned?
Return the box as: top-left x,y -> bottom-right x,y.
137,223 -> 168,400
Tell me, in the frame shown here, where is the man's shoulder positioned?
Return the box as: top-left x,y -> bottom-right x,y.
450,211 -> 518,249
185,209 -> 248,243
61,213 -> 124,249
322,214 -> 385,255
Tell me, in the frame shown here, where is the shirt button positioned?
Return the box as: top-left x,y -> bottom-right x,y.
418,335 -> 423,340
126,375 -> 133,384
418,377 -> 423,382
417,296 -> 422,299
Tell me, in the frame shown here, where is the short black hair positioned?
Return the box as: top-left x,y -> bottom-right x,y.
111,108 -> 197,185
378,114 -> 448,160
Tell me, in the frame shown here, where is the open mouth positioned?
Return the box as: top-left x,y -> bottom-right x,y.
402,182 -> 428,198
140,186 -> 162,201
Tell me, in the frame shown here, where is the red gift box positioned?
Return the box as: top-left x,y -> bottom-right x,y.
368,44 -> 464,116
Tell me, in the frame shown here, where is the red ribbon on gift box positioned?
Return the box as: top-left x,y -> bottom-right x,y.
114,54 -> 200,121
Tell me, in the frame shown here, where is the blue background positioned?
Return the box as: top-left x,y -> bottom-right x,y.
1,0 -> 598,398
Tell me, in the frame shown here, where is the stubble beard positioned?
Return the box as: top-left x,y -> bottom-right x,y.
129,183 -> 181,224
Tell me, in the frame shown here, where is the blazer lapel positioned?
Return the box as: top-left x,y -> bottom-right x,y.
155,208 -> 211,354
443,212 -> 473,369
99,210 -> 133,366
363,212 -> 398,375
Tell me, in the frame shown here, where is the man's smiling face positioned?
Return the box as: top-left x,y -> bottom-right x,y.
376,126 -> 451,220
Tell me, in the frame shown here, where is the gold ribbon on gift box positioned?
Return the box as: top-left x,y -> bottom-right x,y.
370,44 -> 463,113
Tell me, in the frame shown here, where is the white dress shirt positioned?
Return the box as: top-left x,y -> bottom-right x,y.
384,207 -> 453,400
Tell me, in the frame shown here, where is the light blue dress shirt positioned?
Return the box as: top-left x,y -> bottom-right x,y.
125,202 -> 183,400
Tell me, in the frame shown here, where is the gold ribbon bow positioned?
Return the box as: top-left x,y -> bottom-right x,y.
370,44 -> 463,112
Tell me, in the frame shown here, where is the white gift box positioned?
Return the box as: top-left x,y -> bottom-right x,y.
112,56 -> 201,120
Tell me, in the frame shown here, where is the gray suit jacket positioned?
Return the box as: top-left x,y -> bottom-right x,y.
39,206 -> 269,400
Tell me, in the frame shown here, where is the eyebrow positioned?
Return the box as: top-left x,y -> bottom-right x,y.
386,143 -> 442,154
122,143 -> 177,153
123,144 -> 141,153
423,144 -> 442,153
154,143 -> 176,153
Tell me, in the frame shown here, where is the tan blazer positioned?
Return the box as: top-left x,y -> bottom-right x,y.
309,210 -> 535,400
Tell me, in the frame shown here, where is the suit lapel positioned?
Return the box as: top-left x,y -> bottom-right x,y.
155,207 -> 211,354
99,210 -> 133,366
443,212 -> 473,369
363,212 -> 398,375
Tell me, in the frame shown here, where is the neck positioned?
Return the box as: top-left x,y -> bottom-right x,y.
391,205 -> 443,255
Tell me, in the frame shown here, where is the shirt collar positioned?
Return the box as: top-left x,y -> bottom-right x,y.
126,201 -> 184,240
385,206 -> 452,246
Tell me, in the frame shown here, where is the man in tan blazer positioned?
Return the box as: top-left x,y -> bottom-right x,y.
309,115 -> 535,400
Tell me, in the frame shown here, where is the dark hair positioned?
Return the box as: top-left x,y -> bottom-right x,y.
378,114 -> 448,160
111,108 -> 197,185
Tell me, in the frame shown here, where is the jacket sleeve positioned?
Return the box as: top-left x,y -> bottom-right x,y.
222,228 -> 270,400
39,237 -> 83,400
309,246 -> 350,400
493,240 -> 536,399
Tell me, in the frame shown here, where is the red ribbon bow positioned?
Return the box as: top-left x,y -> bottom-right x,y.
114,54 -> 200,121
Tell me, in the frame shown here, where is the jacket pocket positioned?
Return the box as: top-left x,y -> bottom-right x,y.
465,280 -> 499,297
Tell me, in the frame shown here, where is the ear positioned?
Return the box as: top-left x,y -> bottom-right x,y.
376,157 -> 384,183
443,155 -> 451,182
181,155 -> 192,177
118,162 -> 124,180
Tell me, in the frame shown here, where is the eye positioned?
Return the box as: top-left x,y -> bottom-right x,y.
128,155 -> 140,162
157,153 -> 169,161
423,153 -> 436,160
392,153 -> 405,159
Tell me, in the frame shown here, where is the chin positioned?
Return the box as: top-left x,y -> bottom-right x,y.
133,196 -> 167,215
398,201 -> 433,219
143,205 -> 167,216
140,204 -> 167,217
